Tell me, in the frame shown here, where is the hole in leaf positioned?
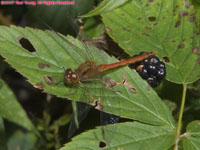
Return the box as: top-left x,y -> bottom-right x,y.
44,75 -> 54,85
148,16 -> 156,21
129,87 -> 137,93
34,82 -> 44,90
99,141 -> 106,148
18,37 -> 35,52
163,56 -> 170,63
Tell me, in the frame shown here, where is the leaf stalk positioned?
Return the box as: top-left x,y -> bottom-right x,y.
174,84 -> 187,150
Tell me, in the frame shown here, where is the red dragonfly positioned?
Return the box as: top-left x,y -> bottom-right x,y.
43,19 -> 157,142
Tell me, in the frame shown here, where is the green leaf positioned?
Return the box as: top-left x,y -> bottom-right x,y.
0,117 -> 7,150
82,17 -> 105,40
28,0 -> 95,34
183,120 -> 200,150
7,130 -> 37,150
82,0 -> 129,17
0,25 -> 174,128
102,0 -> 200,84
0,79 -> 35,132
60,122 -> 175,150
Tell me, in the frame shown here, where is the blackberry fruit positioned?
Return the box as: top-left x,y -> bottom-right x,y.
150,56 -> 159,64
157,68 -> 166,80
148,64 -> 157,75
147,76 -> 161,88
139,67 -> 149,79
129,52 -> 166,88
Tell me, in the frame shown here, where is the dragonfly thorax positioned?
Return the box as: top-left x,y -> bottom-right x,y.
64,68 -> 80,84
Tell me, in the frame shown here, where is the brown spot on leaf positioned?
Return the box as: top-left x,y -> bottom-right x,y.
162,16 -> 166,20
44,75 -> 54,85
189,16 -> 196,22
142,32 -> 150,36
197,58 -> 200,64
122,27 -> 131,32
129,88 -> 137,93
185,2 -> 191,8
104,77 -> 117,88
173,5 -> 179,13
171,40 -> 176,43
122,74 -> 137,93
153,23 -> 158,26
163,56 -> 170,63
34,82 -> 44,89
175,21 -> 181,28
71,39 -> 75,45
148,0 -> 154,2
138,18 -> 142,20
145,4 -> 149,7
175,5 -> 179,9
148,16 -> 156,21
179,11 -> 188,18
157,2 -> 160,6
38,63 -> 50,69
147,85 -> 151,91
145,26 -> 152,30
105,27 -> 112,33
196,32 -> 200,35
192,47 -> 200,55
178,44 -> 185,49
189,71 -> 194,77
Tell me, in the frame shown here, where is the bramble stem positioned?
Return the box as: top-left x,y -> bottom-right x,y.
174,84 -> 187,150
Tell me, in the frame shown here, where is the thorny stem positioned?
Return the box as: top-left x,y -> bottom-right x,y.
174,84 -> 187,150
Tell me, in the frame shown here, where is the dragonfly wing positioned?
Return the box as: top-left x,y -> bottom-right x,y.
68,101 -> 91,138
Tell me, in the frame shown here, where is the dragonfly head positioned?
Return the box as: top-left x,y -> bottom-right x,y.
64,68 -> 79,84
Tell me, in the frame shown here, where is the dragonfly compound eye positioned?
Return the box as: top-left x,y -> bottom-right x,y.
64,68 -> 73,84
65,68 -> 73,75
71,73 -> 79,83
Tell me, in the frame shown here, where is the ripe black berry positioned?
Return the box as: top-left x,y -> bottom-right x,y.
156,68 -> 166,79
147,77 -> 161,88
143,58 -> 150,66
150,56 -> 159,64
148,64 -> 157,75
129,52 -> 166,88
139,67 -> 149,79
158,62 -> 165,69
